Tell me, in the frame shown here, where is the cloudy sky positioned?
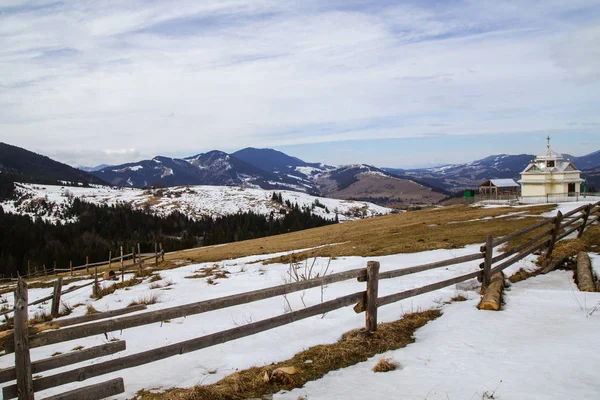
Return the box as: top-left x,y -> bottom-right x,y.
1,0 -> 599,168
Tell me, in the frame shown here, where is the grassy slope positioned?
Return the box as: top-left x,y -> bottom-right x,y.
167,204 -> 557,265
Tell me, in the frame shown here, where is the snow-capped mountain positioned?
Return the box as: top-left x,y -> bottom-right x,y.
92,149 -> 331,193
388,151 -> 600,193
90,148 -> 446,204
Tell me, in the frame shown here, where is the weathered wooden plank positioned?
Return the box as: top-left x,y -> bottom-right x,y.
577,205 -> 592,239
546,212 -> 562,257
26,268 -> 367,349
490,239 -> 550,276
556,221 -> 585,242
4,292 -> 364,397
14,279 -> 34,400
40,377 -> 124,400
482,234 -> 493,289
559,213 -> 585,229
1,305 -> 147,348
375,253 -> 483,282
35,304 -> 148,331
50,278 -> 63,318
0,341 -> 126,384
365,261 -> 379,332
490,218 -> 554,248
377,270 -> 482,308
561,203 -> 589,219
486,229 -> 553,266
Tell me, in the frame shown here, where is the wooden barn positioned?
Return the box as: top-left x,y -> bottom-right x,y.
478,179 -> 520,195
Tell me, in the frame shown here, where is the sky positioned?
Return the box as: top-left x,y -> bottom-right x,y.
1,0 -> 599,168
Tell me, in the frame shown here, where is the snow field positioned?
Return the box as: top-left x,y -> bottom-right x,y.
2,183 -> 391,223
0,244 -> 496,399
278,271 -> 600,400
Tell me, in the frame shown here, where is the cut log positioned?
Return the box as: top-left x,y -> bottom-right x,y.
576,252 -> 596,292
479,272 -> 504,311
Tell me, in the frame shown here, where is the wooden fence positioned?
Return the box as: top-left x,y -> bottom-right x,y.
1,202 -> 599,399
0,243 -> 165,284
0,247 -> 165,319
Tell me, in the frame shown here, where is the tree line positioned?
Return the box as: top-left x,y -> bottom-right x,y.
0,198 -> 336,277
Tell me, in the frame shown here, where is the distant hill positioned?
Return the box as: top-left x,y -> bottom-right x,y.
78,164 -> 111,172
316,164 -> 447,205
0,142 -> 106,186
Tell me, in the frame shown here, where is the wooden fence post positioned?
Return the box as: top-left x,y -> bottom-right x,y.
365,261 -> 380,332
14,278 -> 34,400
155,243 -> 158,267
43,264 -> 47,276
93,266 -> 99,298
546,211 -> 563,258
121,246 -> 124,283
137,243 -> 141,259
51,277 -> 63,317
160,243 -> 164,262
108,251 -> 112,270
577,205 -> 592,239
86,256 -> 89,273
70,261 -> 73,277
482,234 -> 493,290
132,247 -> 135,264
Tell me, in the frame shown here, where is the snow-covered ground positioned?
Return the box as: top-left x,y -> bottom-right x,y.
0,201 -> 597,399
0,243 -> 513,399
1,183 -> 391,223
279,271 -> 600,400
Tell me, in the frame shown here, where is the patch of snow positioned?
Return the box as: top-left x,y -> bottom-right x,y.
161,168 -> 174,178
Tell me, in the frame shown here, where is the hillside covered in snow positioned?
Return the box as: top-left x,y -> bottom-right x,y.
1,183 -> 392,224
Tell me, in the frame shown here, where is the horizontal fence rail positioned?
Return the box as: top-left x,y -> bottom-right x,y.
3,293 -> 364,399
7,268 -> 368,352
375,253 -> 484,281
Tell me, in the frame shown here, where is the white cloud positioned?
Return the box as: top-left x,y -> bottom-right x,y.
0,0 -> 599,165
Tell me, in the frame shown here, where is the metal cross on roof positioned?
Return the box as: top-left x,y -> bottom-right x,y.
547,135 -> 551,149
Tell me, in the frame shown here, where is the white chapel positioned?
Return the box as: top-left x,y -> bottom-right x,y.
519,137 -> 584,198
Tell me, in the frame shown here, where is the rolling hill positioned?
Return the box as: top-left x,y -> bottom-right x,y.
0,142 -> 106,186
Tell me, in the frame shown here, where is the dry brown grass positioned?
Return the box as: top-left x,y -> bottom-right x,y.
85,304 -> 99,315
508,224 -> 600,282
129,293 -> 160,307
135,268 -> 155,279
373,357 -> 401,373
185,265 -> 230,280
537,238 -> 589,269
508,268 -> 538,283
163,204 -> 556,266
132,309 -> 441,400
93,278 -> 142,299
450,294 -> 468,302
